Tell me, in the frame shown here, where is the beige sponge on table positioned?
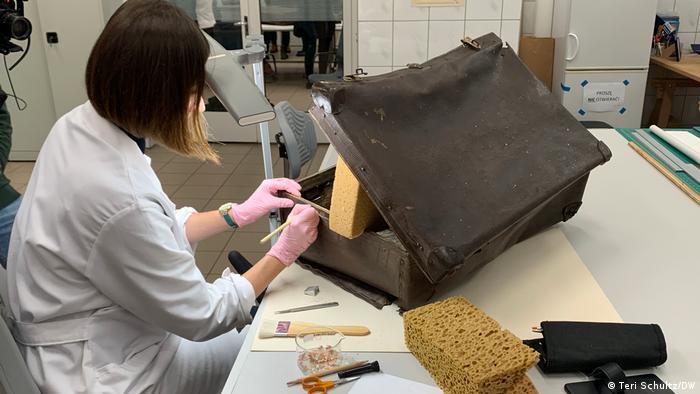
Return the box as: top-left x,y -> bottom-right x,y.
329,157 -> 382,239
404,297 -> 540,394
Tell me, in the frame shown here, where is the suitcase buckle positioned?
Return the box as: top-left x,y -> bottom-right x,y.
461,36 -> 481,50
344,68 -> 369,81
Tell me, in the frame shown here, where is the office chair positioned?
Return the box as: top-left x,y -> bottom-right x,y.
0,267 -> 40,394
273,101 -> 318,179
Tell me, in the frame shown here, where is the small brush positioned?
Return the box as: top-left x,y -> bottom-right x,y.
258,320 -> 371,338
259,215 -> 292,244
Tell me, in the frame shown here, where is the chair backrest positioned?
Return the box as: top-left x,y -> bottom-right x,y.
0,267 -> 40,394
274,101 -> 318,179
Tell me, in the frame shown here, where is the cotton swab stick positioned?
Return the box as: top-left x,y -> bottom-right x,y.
259,216 -> 292,244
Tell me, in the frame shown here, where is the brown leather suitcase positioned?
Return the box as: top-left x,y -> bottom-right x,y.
286,33 -> 612,310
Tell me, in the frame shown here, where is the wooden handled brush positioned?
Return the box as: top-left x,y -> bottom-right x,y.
258,319 -> 371,338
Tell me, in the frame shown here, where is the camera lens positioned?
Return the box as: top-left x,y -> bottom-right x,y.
7,14 -> 31,40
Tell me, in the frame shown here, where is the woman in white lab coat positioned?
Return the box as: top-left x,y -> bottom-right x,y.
4,1 -> 319,392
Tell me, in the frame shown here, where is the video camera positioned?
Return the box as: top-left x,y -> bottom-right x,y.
0,0 -> 31,55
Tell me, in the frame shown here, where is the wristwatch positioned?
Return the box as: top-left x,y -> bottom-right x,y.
218,202 -> 239,230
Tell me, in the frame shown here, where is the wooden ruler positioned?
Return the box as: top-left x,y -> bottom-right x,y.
628,142 -> 700,205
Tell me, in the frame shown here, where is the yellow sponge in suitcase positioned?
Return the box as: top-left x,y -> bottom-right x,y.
329,157 -> 382,239
404,297 -> 540,394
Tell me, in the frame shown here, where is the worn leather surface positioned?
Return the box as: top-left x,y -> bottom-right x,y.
309,33 -> 611,285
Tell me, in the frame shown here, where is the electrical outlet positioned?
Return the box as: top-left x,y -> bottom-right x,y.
46,32 -> 58,44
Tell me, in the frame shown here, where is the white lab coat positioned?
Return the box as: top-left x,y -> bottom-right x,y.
5,102 -> 255,393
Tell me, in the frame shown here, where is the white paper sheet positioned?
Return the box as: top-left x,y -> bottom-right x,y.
251,264 -> 408,352
436,226 -> 623,339
348,373 -> 443,394
650,126 -> 700,164
252,227 -> 621,351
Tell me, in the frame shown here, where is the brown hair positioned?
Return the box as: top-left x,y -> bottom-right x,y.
86,0 -> 219,163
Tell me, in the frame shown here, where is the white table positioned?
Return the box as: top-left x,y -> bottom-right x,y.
223,130 -> 700,393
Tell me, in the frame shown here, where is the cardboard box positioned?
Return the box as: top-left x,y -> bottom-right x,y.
519,36 -> 555,91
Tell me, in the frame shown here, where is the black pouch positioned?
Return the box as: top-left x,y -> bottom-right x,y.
524,321 -> 667,373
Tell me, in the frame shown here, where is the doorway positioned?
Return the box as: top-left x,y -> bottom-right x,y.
170,0 -> 347,143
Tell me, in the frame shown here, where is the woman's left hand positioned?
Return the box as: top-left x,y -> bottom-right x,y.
230,178 -> 302,227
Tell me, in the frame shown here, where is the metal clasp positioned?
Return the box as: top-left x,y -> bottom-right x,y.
343,68 -> 369,81
461,36 -> 481,50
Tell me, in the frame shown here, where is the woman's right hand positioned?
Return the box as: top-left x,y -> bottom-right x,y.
266,204 -> 319,267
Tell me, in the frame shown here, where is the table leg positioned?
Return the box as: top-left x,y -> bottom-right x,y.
650,85 -> 664,124
656,82 -> 675,127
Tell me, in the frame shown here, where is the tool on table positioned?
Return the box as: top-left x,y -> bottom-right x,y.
258,319 -> 371,338
633,129 -> 700,183
302,376 -> 359,394
259,215 -> 292,244
337,360 -> 381,379
275,302 -> 339,315
304,286 -> 320,296
628,142 -> 700,204
280,191 -> 330,218
286,360 -> 369,387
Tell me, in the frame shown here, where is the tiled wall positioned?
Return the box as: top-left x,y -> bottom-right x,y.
642,0 -> 700,126
356,0 -> 522,76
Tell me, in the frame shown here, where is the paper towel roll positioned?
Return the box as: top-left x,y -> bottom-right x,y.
534,0 -> 553,38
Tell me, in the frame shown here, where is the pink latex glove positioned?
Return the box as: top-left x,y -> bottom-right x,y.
267,204 -> 320,266
230,178 -> 302,227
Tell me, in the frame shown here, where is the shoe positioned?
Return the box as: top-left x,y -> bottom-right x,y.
263,60 -> 274,76
306,80 -> 313,89
270,44 -> 278,53
281,51 -> 288,60
296,50 -> 305,57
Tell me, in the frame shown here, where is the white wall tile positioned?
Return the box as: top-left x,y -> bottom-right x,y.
394,0 -> 429,21
676,32 -> 697,54
657,0 -> 675,13
502,0 -> 523,20
358,0 -> 393,21
521,1 -> 536,35
393,21 -> 429,66
465,20 -> 501,38
675,0 -> 700,32
358,66 -> 393,76
429,4 -> 466,20
500,20 -> 521,53
428,20 -> 466,58
466,0 -> 503,20
358,22 -> 393,66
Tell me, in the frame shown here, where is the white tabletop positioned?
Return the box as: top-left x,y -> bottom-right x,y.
223,130 -> 700,393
